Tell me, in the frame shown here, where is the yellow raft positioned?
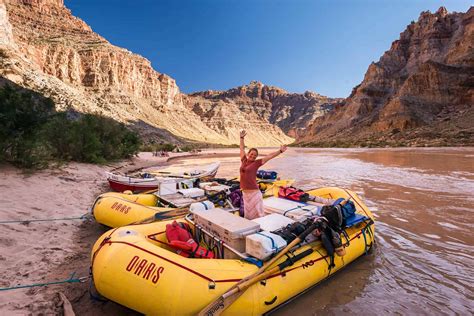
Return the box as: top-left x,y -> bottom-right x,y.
90,192 -> 180,228
91,187 -> 375,315
91,179 -> 294,228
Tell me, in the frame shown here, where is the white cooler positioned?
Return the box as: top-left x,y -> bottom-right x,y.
252,213 -> 295,232
192,208 -> 260,259
246,231 -> 287,260
263,196 -> 321,221
189,201 -> 214,213
178,188 -> 205,198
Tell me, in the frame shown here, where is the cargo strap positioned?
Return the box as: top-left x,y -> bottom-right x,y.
200,201 -> 211,210
283,206 -> 317,217
243,257 -> 263,268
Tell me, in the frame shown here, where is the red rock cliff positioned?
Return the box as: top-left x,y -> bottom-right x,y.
1,0 -> 304,146
299,7 -> 474,147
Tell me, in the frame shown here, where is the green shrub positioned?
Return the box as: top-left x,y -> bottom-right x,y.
0,85 -> 54,166
41,113 -> 141,163
154,143 -> 175,152
0,84 -> 141,168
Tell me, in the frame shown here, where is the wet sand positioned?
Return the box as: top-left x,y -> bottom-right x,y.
0,151 -> 221,315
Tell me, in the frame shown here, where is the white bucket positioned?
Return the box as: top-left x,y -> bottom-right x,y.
189,201 -> 214,213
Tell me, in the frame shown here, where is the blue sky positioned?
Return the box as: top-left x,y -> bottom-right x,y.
65,0 -> 472,98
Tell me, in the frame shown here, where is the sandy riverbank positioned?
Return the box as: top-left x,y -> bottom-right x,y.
0,151 -> 234,315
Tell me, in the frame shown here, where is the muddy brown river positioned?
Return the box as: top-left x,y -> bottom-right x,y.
175,147 -> 474,315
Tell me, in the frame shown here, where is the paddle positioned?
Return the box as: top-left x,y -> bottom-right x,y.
128,194 -> 211,225
200,247 -> 315,316
198,219 -> 321,316
142,188 -> 159,194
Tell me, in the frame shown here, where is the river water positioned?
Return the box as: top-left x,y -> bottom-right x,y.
174,147 -> 474,315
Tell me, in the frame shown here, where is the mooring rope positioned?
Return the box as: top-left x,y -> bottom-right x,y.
0,212 -> 91,224
0,272 -> 90,291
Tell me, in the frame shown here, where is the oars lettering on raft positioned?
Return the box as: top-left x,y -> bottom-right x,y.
198,219 -> 321,316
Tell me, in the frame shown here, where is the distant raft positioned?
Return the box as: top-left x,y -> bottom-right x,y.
105,162 -> 221,192
91,187 -> 375,315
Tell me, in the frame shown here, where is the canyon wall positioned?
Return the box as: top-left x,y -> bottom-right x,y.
2,1 -> 471,147
1,0 -> 327,146
298,7 -> 474,147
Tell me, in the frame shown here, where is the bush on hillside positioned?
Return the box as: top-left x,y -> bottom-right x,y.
0,84 -> 141,168
41,113 -> 141,163
0,85 -> 55,167
154,143 -> 176,152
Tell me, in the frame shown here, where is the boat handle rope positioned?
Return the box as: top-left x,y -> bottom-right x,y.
0,212 -> 91,224
360,219 -> 375,254
0,272 -> 90,291
362,228 -> 368,254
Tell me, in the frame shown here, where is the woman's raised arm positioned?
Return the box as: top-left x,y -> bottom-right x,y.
261,144 -> 287,165
240,130 -> 247,160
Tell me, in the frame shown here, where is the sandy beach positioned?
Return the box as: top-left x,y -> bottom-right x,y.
0,151 -> 231,315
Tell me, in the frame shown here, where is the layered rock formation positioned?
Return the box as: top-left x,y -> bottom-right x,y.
3,1 -> 470,148
299,7 -> 474,147
2,0 -> 320,146
185,81 -> 341,144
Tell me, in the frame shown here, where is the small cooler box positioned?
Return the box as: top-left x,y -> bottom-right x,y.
191,208 -> 260,259
263,196 -> 320,221
251,214 -> 295,232
246,231 -> 287,260
178,188 -> 205,198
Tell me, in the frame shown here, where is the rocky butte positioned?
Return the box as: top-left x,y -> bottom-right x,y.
185,81 -> 342,144
298,7 -> 474,147
0,0 -> 338,147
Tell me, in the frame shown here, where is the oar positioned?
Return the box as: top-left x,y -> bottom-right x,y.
205,247 -> 314,316
198,219 -> 321,316
129,207 -> 189,225
128,195 -> 211,225
142,188 -> 159,194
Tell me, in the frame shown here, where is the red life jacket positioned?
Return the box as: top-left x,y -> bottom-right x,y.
165,221 -> 214,259
278,186 -> 310,202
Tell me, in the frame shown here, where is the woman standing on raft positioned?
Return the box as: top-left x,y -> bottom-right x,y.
240,130 -> 287,220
